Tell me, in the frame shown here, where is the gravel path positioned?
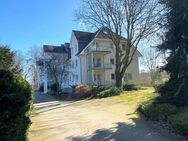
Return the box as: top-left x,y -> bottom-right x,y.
29,94 -> 187,141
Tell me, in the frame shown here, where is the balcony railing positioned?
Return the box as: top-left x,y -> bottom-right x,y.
86,46 -> 112,53
89,63 -> 112,69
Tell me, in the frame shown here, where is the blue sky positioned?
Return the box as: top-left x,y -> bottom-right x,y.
0,0 -> 83,53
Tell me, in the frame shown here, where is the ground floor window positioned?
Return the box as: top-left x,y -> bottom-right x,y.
110,58 -> 114,65
128,73 -> 132,80
111,73 -> 115,80
124,73 -> 133,81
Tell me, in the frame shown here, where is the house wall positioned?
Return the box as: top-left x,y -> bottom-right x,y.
69,33 -> 81,86
80,54 -> 87,84
124,55 -> 140,85
80,38 -> 140,86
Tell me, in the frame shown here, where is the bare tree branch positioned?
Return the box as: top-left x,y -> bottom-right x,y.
76,0 -> 163,87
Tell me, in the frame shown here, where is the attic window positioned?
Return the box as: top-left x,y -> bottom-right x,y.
103,31 -> 108,34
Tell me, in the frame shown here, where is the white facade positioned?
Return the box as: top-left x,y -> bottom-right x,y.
68,30 -> 141,87
36,45 -> 69,93
37,29 -> 142,93
68,33 -> 82,86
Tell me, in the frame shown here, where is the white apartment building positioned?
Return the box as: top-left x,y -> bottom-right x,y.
37,28 -> 142,93
36,44 -> 69,93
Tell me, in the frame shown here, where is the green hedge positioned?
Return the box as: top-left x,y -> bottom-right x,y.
90,84 -> 108,96
168,109 -> 188,135
97,87 -> 121,98
123,84 -> 139,91
139,101 -> 188,136
0,70 -> 33,141
139,102 -> 177,120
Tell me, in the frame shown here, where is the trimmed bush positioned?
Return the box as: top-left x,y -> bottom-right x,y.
97,87 -> 121,98
0,70 -> 33,141
74,85 -> 91,98
90,84 -> 107,96
168,109 -> 188,135
123,84 -> 139,91
139,102 -> 177,120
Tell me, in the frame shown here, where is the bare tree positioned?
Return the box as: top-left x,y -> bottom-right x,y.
25,46 -> 43,89
142,48 -> 162,84
76,0 -> 163,87
45,53 -> 69,94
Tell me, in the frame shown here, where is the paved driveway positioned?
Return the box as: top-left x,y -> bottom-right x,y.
29,94 -> 187,141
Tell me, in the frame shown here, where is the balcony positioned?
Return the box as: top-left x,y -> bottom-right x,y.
86,46 -> 112,55
89,63 -> 112,70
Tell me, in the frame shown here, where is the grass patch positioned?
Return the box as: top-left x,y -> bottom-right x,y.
112,87 -> 158,104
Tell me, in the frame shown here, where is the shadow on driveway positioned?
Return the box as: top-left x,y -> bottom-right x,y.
34,91 -> 57,104
66,119 -> 187,141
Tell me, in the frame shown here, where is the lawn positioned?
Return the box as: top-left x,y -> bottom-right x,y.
112,87 -> 158,104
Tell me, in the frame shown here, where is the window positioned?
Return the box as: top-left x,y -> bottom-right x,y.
72,74 -> 74,82
97,58 -> 101,67
111,73 -> 115,80
97,74 -> 101,81
128,73 -> 132,80
110,58 -> 114,65
96,42 -> 99,48
76,75 -> 78,82
110,43 -> 114,50
124,73 -> 132,80
94,74 -> 96,81
122,44 -> 126,50
103,30 -> 108,34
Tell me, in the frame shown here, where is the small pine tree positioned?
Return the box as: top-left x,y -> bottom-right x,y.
158,0 -> 188,105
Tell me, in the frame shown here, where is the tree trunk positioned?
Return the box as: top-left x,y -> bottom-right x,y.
115,45 -> 122,88
115,70 -> 122,87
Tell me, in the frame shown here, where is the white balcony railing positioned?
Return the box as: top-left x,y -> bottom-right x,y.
86,46 -> 112,53
93,46 -> 112,52
91,63 -> 112,69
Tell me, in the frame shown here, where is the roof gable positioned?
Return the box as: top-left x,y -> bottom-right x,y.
72,30 -> 96,55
